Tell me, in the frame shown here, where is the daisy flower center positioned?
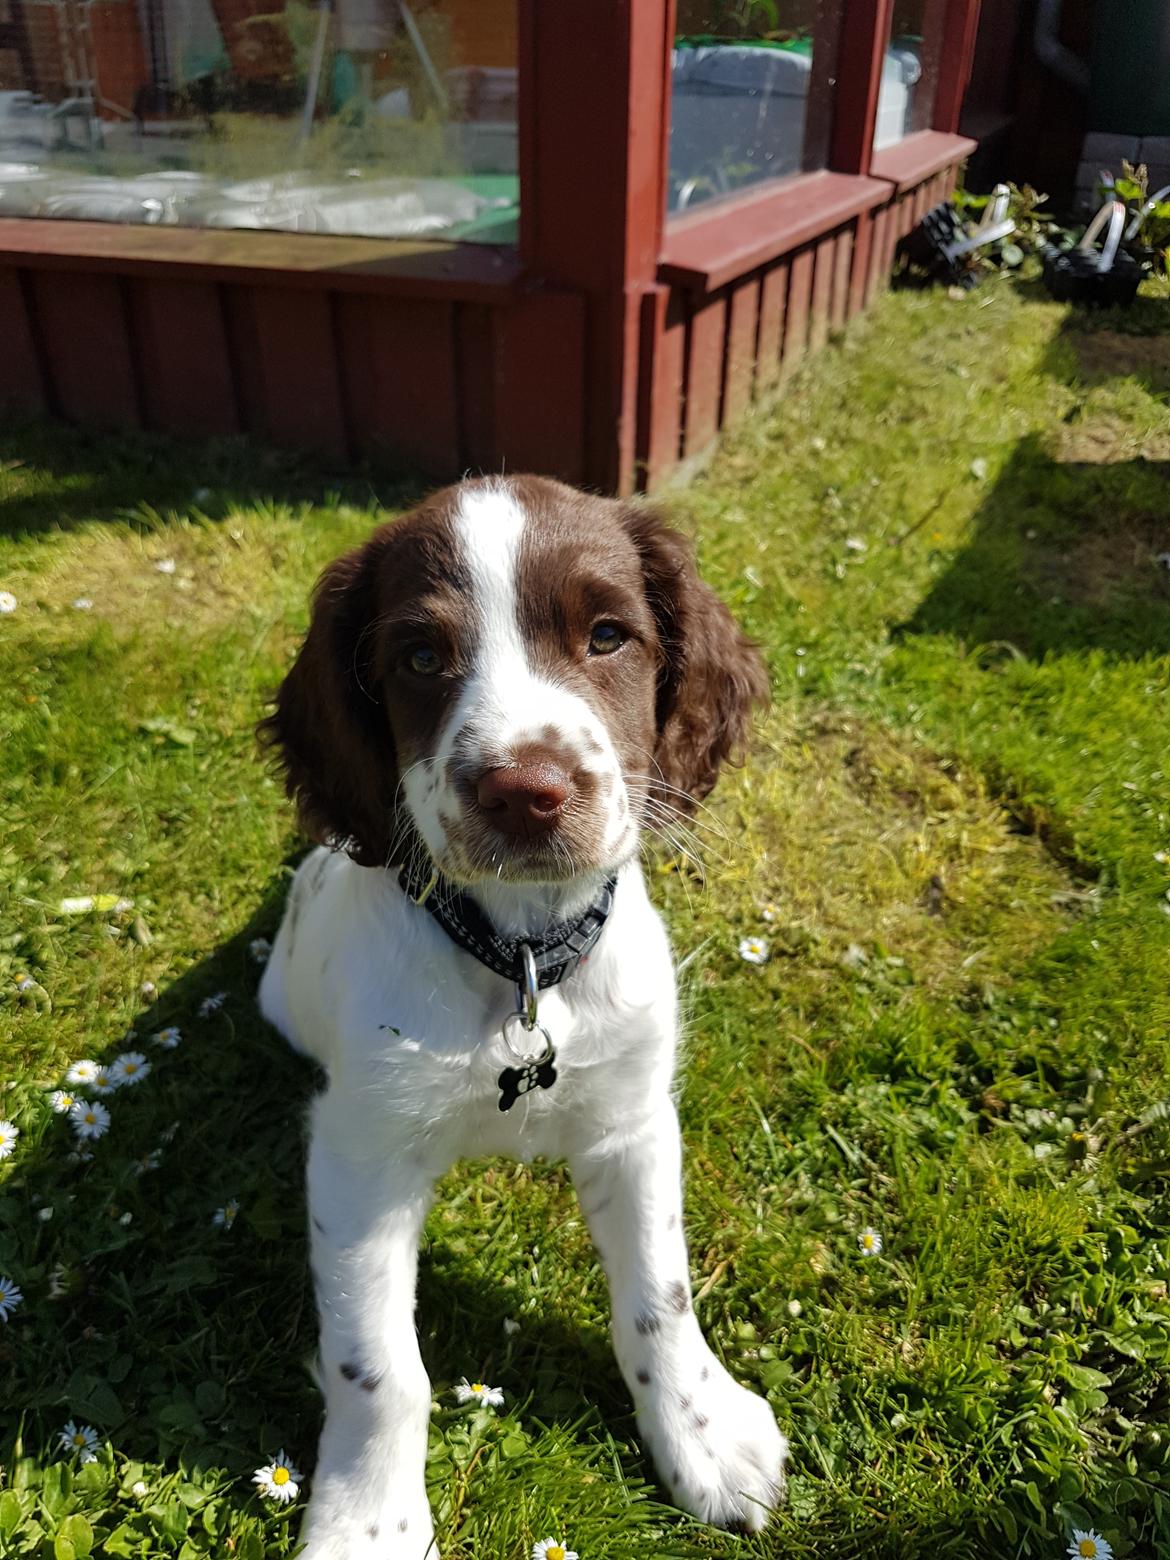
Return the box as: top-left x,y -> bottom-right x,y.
471,1383 -> 484,1393
85,1113 -> 96,1124
1079,1545 -> 1097,1558
862,1235 -> 875,1249
72,1434 -> 86,1446
273,1467 -> 290,1485
548,1547 -> 565,1560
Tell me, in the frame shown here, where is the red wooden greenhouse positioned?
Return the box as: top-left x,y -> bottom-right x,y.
0,0 -> 983,492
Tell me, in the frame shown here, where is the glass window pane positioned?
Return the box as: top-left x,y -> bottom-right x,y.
876,0 -> 945,147
668,0 -> 844,218
0,0 -> 518,241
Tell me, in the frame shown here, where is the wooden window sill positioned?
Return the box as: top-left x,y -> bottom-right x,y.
0,219 -> 523,302
869,130 -> 976,195
658,170 -> 889,292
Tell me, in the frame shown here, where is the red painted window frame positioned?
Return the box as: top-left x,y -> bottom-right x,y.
870,0 -> 983,189
657,0 -> 982,291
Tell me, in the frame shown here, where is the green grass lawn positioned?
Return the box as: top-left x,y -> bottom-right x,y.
1,272 -> 1169,1560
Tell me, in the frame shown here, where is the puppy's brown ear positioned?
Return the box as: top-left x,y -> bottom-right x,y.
623,505 -> 769,809
259,539 -> 398,867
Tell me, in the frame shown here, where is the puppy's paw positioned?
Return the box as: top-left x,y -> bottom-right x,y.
640,1361 -> 787,1533
297,1490 -> 435,1560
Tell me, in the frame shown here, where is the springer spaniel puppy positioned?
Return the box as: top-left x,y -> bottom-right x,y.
258,476 -> 782,1558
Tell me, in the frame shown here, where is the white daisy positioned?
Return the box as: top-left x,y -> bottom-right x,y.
213,1199 -> 240,1230
249,937 -> 272,964
1068,1534 -> 1112,1560
134,1150 -> 162,1176
111,1051 -> 150,1087
503,1317 -> 521,1337
72,598 -> 94,611
140,981 -> 157,1000
858,1227 -> 883,1257
760,902 -> 777,922
58,1422 -> 99,1462
66,1060 -> 100,1086
532,1540 -> 578,1560
15,975 -> 35,992
454,1377 -> 505,1408
0,590 -> 17,613
199,992 -> 228,1019
152,1026 -> 181,1049
0,1276 -> 23,1320
38,1206 -> 54,1222
131,1480 -> 148,1499
90,1067 -> 119,1097
252,1450 -> 301,1504
738,936 -> 770,965
48,1090 -> 77,1114
0,1120 -> 18,1159
70,1099 -> 110,1141
154,558 -> 176,575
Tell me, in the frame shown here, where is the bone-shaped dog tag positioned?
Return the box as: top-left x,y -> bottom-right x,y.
497,1049 -> 558,1112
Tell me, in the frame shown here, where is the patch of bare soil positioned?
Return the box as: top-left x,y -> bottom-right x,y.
1025,511 -> 1170,610
1070,330 -> 1170,397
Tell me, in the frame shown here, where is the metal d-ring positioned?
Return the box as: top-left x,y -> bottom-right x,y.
518,942 -> 539,1031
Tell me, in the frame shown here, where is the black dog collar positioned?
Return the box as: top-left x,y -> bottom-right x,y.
397,861 -> 617,992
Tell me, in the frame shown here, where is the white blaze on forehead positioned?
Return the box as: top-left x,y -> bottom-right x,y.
456,482 -> 529,689
448,480 -> 574,752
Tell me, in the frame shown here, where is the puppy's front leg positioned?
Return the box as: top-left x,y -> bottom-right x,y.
300,1135 -> 440,1560
570,1102 -> 787,1533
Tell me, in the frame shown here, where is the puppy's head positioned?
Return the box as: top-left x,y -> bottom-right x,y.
261,477 -> 767,884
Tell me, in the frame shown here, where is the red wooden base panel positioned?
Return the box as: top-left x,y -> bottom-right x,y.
0,267 -> 47,415
0,261 -> 585,485
633,157 -> 965,490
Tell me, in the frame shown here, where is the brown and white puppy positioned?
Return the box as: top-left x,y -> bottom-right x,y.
259,477 -> 780,1560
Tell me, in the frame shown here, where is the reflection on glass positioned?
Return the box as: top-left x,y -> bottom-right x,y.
0,0 -> 518,240
876,0 -> 943,146
668,0 -> 843,216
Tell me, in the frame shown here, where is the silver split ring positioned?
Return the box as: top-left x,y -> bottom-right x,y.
501,1009 -> 553,1066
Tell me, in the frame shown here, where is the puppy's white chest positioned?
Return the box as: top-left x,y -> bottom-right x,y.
261,849 -> 677,1164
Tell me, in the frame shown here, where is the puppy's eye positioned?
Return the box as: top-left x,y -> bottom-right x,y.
406,645 -> 442,676
588,622 -> 626,656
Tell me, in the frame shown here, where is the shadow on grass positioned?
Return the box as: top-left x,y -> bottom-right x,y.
0,419 -> 429,541
899,435 -> 1170,661
1038,290 -> 1170,399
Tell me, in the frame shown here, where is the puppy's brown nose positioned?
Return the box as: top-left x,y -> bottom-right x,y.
476,763 -> 571,837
